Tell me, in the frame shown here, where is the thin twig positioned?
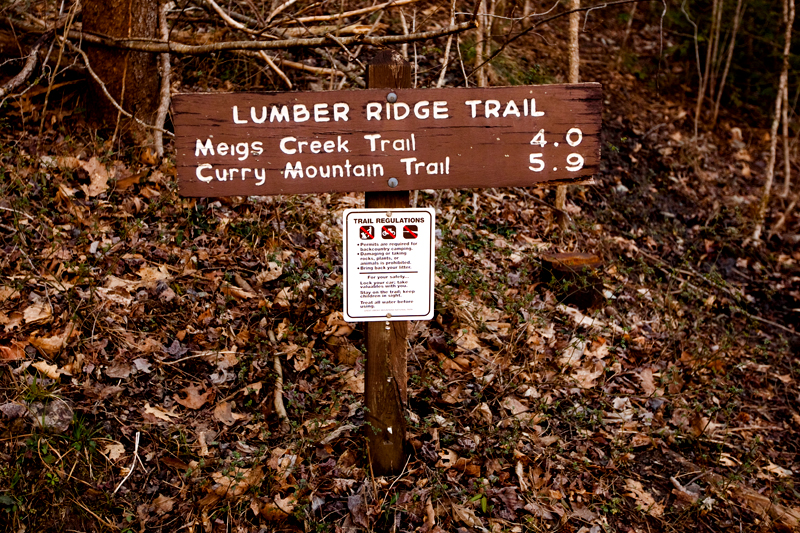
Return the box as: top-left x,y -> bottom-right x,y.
113,431 -> 141,494
71,499 -> 118,530
61,38 -> 172,136
281,0 -> 420,25
436,0 -> 456,88
711,0 -> 743,126
0,33 -> 47,98
258,51 -> 292,88
239,50 -> 346,79
154,1 -> 172,158
266,0 -> 297,23
203,0 -> 250,32
312,48 -> 365,87
768,193 -> 798,236
399,8 -> 410,60
268,330 -> 289,423
37,3 -> 77,143
8,17 -> 477,54
469,0 -> 647,78
633,248 -> 797,337
0,206 -> 34,220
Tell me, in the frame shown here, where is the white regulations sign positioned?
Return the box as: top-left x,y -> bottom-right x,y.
343,208 -> 435,322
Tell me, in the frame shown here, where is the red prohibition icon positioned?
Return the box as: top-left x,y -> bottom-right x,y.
402,225 -> 418,239
381,225 -> 396,239
359,225 -> 375,240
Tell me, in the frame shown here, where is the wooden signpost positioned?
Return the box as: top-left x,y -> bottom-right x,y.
172,50 -> 601,475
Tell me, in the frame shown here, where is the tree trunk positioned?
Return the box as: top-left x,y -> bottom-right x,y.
753,0 -> 794,240
82,0 -> 160,144
556,0 -> 580,229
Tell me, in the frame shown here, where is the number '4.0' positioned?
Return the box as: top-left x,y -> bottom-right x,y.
530,129 -> 547,148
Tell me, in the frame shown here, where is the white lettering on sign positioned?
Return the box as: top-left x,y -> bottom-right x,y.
279,135 -> 349,155
195,138 -> 263,161
283,161 -> 384,179
363,133 -> 416,152
181,88 -> 599,192
232,103 -> 351,124
464,98 -> 545,118
399,157 -> 450,175
365,101 -> 450,121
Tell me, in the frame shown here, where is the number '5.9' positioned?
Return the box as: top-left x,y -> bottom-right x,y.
528,127 -> 585,173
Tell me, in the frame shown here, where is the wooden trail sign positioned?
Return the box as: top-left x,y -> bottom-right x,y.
172,50 -> 602,476
173,83 -> 601,197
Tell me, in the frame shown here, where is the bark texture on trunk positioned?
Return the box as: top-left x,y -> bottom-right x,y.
82,0 -> 159,142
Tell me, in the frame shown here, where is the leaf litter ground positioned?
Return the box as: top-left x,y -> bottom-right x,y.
1,12 -> 800,533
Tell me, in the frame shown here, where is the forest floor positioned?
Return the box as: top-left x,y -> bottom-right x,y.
1,2 -> 799,533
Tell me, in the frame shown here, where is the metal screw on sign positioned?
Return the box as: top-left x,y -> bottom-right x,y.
386,92 -> 398,103
387,178 -> 399,188
386,211 -> 392,217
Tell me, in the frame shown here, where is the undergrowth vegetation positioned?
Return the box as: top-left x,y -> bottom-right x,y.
1,1 -> 799,532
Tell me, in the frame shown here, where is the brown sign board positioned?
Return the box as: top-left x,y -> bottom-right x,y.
172,83 -> 601,197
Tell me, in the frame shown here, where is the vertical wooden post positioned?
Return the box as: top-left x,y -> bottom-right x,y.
364,50 -> 411,475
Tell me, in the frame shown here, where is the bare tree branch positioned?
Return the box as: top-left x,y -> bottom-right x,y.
61,37 -> 172,136
282,0 -> 421,25
3,16 -> 477,55
155,2 -> 173,158
470,0 -> 648,77
0,33 -> 47,98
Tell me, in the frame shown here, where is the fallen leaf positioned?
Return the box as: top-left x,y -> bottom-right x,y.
29,325 -> 73,357
558,304 -> 624,333
0,402 -> 28,419
210,465 -> 264,498
105,359 -> 132,379
341,369 -> 364,393
476,402 -> 493,424
0,341 -> 27,361
292,346 -> 314,372
256,262 -> 283,284
0,286 -> 20,301
764,462 -> 793,478
731,485 -> 800,528
174,384 -> 214,409
500,397 -> 532,424
115,170 -> 147,190
348,490 -> 369,528
436,448 -> 459,469
624,478 -> 664,517
80,157 -> 109,197
133,358 -> 153,373
152,494 -> 175,515
144,402 -> 180,422
102,442 -> 126,462
570,501 -> 597,522
516,461 -> 529,492
220,282 -> 256,300
273,287 -> 293,308
23,302 -> 52,325
274,493 -> 297,515
558,337 -> 585,367
137,265 -> 171,288
572,362 -> 603,389
452,503 -> 483,528
2,311 -> 23,332
31,361 -> 70,379
213,401 -> 246,426
639,367 -> 657,395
